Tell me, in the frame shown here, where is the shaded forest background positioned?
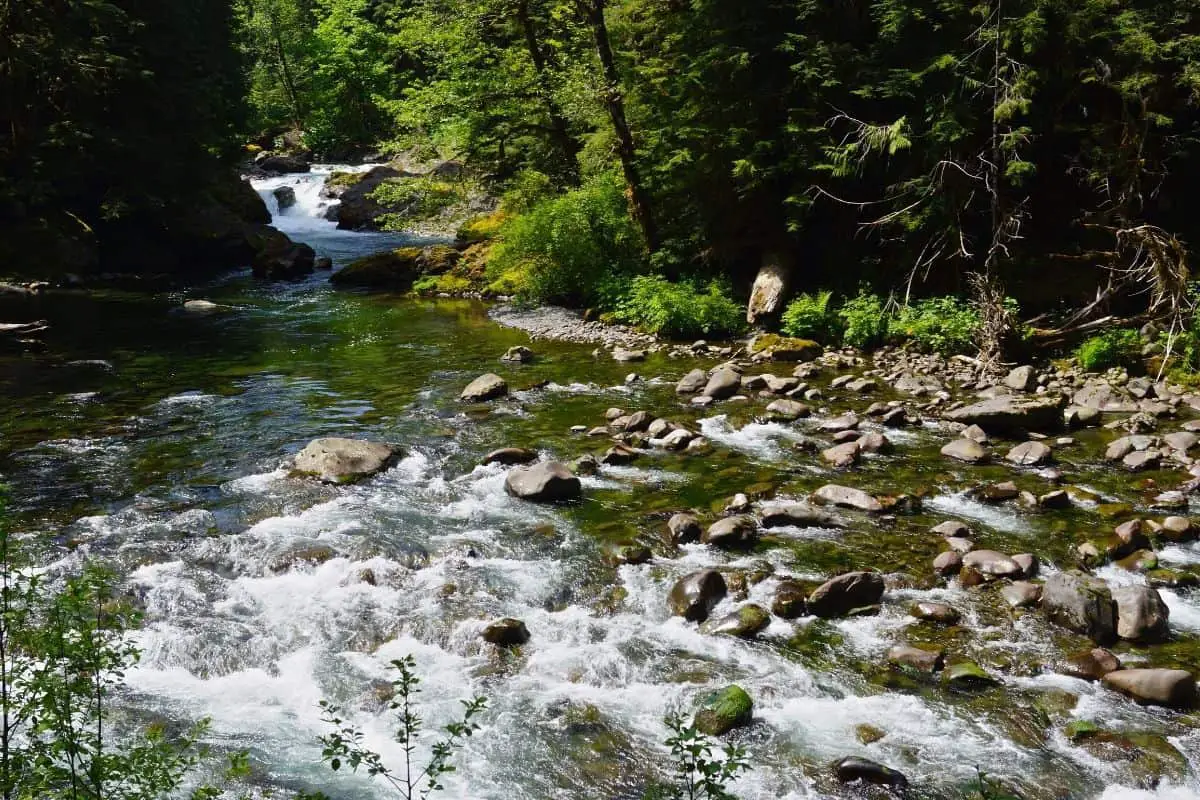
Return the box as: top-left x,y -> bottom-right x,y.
2,0 -> 1198,340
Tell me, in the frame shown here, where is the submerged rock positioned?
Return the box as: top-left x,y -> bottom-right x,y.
666,512 -> 703,544
833,757 -> 908,790
888,644 -> 945,673
771,580 -> 809,618
700,605 -> 770,638
807,571 -> 884,618
668,570 -> 727,622
504,462 -> 581,503
292,437 -> 399,484
694,685 -> 753,735
501,345 -> 534,363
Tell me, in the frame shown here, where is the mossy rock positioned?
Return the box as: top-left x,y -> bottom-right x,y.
326,170 -> 366,190
693,685 -> 753,735
748,334 -> 823,362
943,661 -> 999,689
456,210 -> 508,243
331,245 -> 462,291
1064,719 -> 1101,742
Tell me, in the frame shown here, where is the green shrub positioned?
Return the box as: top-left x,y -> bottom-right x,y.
371,177 -> 464,230
501,170 -> 556,213
413,273 -> 472,295
1075,328 -> 1142,371
489,172 -> 644,307
837,292 -> 888,349
889,296 -> 980,355
613,275 -> 745,339
780,291 -> 840,342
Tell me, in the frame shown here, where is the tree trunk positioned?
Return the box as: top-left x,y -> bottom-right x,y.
581,0 -> 660,255
515,0 -> 580,185
268,8 -> 303,130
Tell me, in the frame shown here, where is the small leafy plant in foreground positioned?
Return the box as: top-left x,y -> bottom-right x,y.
317,654 -> 487,799
659,712 -> 749,800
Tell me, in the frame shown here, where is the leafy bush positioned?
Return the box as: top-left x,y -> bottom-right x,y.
456,210 -> 508,243
612,276 -> 745,339
413,274 -> 472,295
889,296 -> 980,355
1075,328 -> 1142,371
500,170 -> 556,214
371,177 -> 464,230
837,292 -> 888,349
489,172 -> 644,307
780,291 -> 840,342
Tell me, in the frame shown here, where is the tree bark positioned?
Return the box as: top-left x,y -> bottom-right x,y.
515,0 -> 580,185
580,0 -> 660,254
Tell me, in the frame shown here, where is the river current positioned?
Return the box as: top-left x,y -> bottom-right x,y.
0,168 -> 1197,799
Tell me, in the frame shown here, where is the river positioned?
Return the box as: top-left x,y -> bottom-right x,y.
0,168 -> 1196,799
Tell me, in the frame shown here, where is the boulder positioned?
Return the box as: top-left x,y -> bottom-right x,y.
962,550 -> 1022,578
1111,585 -> 1170,642
272,185 -> 297,210
910,601 -> 960,624
668,570 -> 727,621
944,661 -> 999,688
702,516 -> 759,550
676,368 -> 708,394
183,299 -> 221,313
504,462 -> 582,503
746,257 -> 789,326
331,245 -> 459,290
1102,669 -> 1196,709
250,228 -> 315,280
822,441 -> 861,468
933,551 -> 963,576
833,757 -> 908,790
941,438 -> 989,463
461,373 -> 508,402
1006,441 -> 1053,466
943,395 -> 1064,433
887,644 -> 944,673
702,367 -> 742,400
760,503 -> 843,529
693,685 -> 753,735
501,345 -> 534,363
329,165 -> 409,230
1001,581 -> 1043,608
765,399 -> 810,421
1061,648 -> 1121,681
292,438 -> 398,484
601,445 -> 639,466
481,618 -> 530,647
771,580 -> 809,618
1074,382 -> 1137,412
812,484 -> 883,513
666,513 -> 703,545
257,154 -> 310,174
1005,365 -> 1037,392
700,605 -> 771,638
748,334 -> 822,362
807,571 -> 884,618
1042,570 -> 1117,644
482,447 -> 538,466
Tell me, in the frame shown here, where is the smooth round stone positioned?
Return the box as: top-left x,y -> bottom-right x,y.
909,601 -> 961,624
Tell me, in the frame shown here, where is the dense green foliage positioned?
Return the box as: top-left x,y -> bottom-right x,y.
488,173 -> 643,307
1075,329 -> 1143,371
780,292 -> 839,343
234,0 -> 1199,329
612,277 -> 744,339
890,297 -> 981,356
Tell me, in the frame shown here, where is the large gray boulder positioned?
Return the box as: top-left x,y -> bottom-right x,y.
702,367 -> 742,400
1042,570 -> 1117,644
676,368 -> 708,394
257,154 -> 310,174
807,571 -> 884,617
943,395 -> 1064,433
504,462 -> 581,503
1103,669 -> 1196,708
759,503 -> 844,529
461,373 -> 508,402
812,484 -> 883,513
292,438 -> 399,484
702,516 -> 759,549
1111,585 -> 1170,642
